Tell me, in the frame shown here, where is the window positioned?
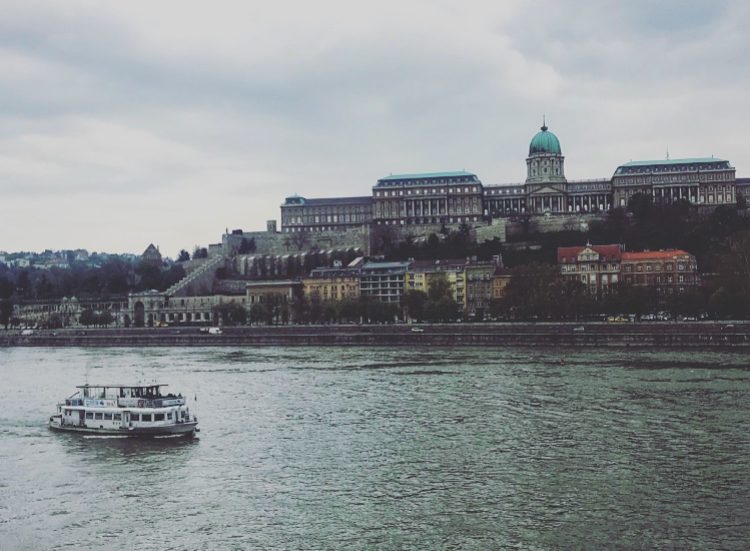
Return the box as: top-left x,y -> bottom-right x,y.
167,412 -> 173,420
114,414 -> 122,421
131,413 -> 140,421
94,413 -> 103,420
154,413 -> 165,421
141,414 -> 152,422
85,412 -> 94,420
103,413 -> 113,420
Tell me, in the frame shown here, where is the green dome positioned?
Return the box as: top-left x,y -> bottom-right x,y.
529,124 -> 561,156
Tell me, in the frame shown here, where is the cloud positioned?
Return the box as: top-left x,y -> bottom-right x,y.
0,0 -> 749,253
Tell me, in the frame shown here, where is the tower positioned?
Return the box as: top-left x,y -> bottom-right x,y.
525,120 -> 565,184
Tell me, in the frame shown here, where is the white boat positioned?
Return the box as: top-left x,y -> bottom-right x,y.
49,383 -> 199,438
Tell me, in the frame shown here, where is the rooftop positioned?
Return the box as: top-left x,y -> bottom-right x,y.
362,261 -> 411,270
283,195 -> 373,206
557,244 -> 623,262
410,258 -> 468,271
619,158 -> 728,168
622,250 -> 693,261
378,171 -> 478,182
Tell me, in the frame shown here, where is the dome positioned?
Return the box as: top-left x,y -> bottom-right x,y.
529,124 -> 561,156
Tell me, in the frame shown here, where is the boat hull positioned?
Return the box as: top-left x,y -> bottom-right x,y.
49,420 -> 198,438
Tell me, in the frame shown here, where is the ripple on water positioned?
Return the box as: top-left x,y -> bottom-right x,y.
1,346 -> 750,550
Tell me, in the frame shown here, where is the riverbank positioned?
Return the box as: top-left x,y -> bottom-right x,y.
1,322 -> 749,348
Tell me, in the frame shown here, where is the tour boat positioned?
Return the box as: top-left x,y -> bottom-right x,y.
49,383 -> 199,438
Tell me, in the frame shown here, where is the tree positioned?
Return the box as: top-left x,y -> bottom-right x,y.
0,299 -> 12,330
737,190 -> 747,210
193,247 -> 208,259
401,290 -> 427,321
291,230 -> 311,251
213,302 -> 248,326
238,238 -> 256,255
249,302 -> 272,325
427,273 -> 452,301
0,277 -> 14,299
338,298 -> 361,323
501,263 -> 560,320
48,313 -> 63,329
79,309 -> 97,327
97,311 -> 115,327
177,249 -> 190,262
425,296 -> 460,322
627,192 -> 654,221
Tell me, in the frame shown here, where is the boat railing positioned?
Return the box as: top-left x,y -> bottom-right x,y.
117,397 -> 186,408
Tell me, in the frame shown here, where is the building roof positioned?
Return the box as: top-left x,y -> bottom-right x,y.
362,261 -> 411,270
246,280 -> 302,288
410,258 -> 467,271
307,267 -> 360,279
283,195 -> 372,206
557,244 -> 623,263
735,177 -> 750,186
621,250 -> 693,261
619,158 -> 728,168
529,124 -> 562,156
377,171 -> 478,183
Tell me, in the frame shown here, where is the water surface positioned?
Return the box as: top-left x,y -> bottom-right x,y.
1,347 -> 749,550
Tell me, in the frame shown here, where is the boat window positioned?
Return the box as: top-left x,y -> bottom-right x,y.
167,412 -> 172,420
94,413 -> 103,420
181,411 -> 187,418
85,412 -> 94,420
114,414 -> 122,421
141,414 -> 152,422
131,414 -> 140,421
103,413 -> 113,420
154,413 -> 165,421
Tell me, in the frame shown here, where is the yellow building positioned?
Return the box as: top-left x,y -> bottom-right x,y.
406,259 -> 467,307
302,267 -> 360,303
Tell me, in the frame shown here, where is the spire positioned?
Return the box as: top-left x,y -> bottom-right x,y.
541,114 -> 548,132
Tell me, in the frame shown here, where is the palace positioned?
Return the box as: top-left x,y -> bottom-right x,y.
279,122 -> 741,234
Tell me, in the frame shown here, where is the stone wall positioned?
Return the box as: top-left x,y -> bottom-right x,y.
505,213 -> 606,238
223,226 -> 371,256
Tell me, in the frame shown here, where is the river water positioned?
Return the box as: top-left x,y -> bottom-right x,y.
1,347 -> 749,550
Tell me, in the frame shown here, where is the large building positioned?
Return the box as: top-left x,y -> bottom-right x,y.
558,244 -> 623,295
621,250 -> 700,296
373,171 -> 484,227
557,245 -> 700,298
280,195 -> 373,233
278,123 -> 743,235
360,261 -> 410,303
302,265 -> 361,303
612,158 -> 736,209
484,124 -> 612,216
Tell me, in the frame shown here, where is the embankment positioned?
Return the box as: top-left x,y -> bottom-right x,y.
1,322 -> 749,348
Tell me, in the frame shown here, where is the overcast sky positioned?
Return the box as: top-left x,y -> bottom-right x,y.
2,0 -> 749,257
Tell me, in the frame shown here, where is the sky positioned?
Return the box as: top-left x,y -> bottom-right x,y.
2,0 -> 749,257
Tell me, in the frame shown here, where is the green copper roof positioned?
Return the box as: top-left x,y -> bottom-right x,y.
529,124 -> 561,156
620,157 -> 727,167
379,170 -> 477,182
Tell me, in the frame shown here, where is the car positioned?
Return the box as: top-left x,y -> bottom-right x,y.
573,326 -> 585,332
410,327 -> 425,333
20,329 -> 34,336
208,327 -> 223,335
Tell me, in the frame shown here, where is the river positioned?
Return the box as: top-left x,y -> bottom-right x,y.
1,347 -> 749,550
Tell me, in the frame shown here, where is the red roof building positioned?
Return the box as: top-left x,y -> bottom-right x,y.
557,243 -> 623,295
621,250 -> 699,296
